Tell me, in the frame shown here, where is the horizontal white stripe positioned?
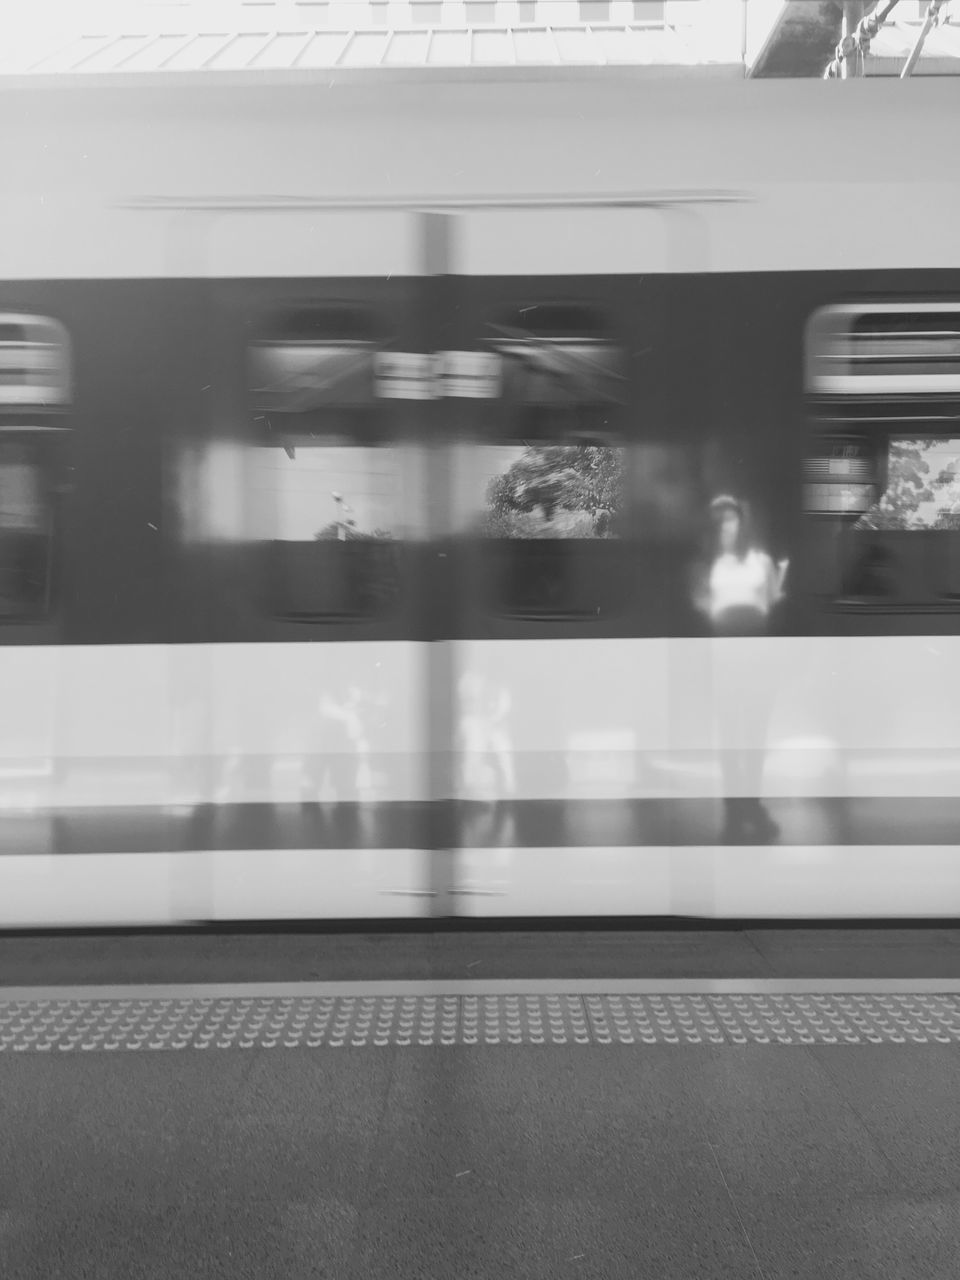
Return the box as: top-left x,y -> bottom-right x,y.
0,642 -> 426,806
0,852 -> 196,928
3,637 -> 960,807
458,183 -> 960,275
209,846 -> 433,920
4,78 -> 960,277
0,200 -> 419,280
0,847 -> 433,928
2,842 -> 958,927
454,635 -> 960,799
455,844 -> 960,918
6,185 -> 960,279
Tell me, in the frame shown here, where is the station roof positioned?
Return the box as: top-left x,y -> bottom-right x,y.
0,1 -> 746,79
0,24 -> 740,76
2,1 -> 957,80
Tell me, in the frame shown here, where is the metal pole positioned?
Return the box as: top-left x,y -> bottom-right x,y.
842,2 -> 865,77
825,0 -> 902,77
902,0 -> 945,77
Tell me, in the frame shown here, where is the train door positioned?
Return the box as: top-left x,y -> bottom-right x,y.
186,204 -> 438,922
424,198 -> 720,920
187,204 -> 714,923
796,297 -> 960,917
438,273 -> 700,918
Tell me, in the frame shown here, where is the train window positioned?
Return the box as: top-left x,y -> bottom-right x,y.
0,314 -> 70,622
250,438 -> 401,621
455,436 -> 625,620
805,435 -> 960,605
0,314 -> 71,409
853,438 -> 960,533
805,302 -> 960,607
0,440 -> 56,618
806,304 -> 960,398
464,438 -> 624,541
466,304 -> 627,619
247,307 -> 401,621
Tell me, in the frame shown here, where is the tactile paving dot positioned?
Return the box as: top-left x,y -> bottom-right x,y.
2,994 -> 960,1052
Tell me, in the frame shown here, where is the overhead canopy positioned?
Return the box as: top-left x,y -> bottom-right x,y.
0,24 -> 742,76
0,0 -> 745,78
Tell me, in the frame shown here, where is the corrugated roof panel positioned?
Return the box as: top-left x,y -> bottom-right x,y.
873,21 -> 960,59
511,27 -> 559,63
249,31 -> 312,67
427,28 -> 470,64
295,30 -> 351,66
649,23 -> 697,65
382,30 -> 431,66
29,35 -> 113,73
0,15 -> 801,77
206,31 -> 272,67
115,33 -> 195,71
162,32 -> 234,68
339,31 -> 390,66
552,26 -> 604,64
0,30 -> 52,74
76,34 -> 154,72
594,24 -> 651,65
472,28 -> 515,63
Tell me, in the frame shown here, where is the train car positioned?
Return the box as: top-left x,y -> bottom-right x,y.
2,68 -> 960,926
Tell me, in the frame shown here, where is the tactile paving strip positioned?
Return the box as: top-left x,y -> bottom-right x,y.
2,993 -> 960,1052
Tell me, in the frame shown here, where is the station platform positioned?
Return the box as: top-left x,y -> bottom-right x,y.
2,923 -> 960,1279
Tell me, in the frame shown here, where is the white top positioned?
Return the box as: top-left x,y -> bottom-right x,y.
707,549 -> 783,621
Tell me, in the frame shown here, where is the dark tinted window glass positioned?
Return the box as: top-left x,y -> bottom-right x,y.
248,309 -> 402,621
0,440 -> 55,618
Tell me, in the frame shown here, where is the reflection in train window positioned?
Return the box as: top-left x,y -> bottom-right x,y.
456,435 -> 626,620
247,306 -> 400,622
251,440 -> 402,621
853,438 -> 960,532
470,304 -> 626,620
812,437 -> 960,606
0,441 -> 55,618
0,314 -> 71,409
458,441 -> 624,539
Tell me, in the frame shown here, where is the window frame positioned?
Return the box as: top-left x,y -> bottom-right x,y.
463,302 -> 632,622
245,305 -> 406,626
0,312 -> 71,627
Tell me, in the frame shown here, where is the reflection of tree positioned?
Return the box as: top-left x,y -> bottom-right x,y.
856,439 -> 960,531
857,440 -> 933,530
482,445 -> 622,538
934,460 -> 960,530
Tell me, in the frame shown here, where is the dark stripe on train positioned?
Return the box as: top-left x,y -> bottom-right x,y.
3,270 -> 960,648
1,796 -> 959,855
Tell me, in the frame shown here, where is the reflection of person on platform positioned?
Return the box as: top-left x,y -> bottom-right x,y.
313,683 -> 383,846
692,495 -> 788,844
457,672 -> 516,849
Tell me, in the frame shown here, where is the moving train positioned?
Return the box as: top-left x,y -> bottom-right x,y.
2,66 -> 960,926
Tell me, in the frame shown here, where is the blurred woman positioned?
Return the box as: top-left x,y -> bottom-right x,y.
692,495 -> 788,843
